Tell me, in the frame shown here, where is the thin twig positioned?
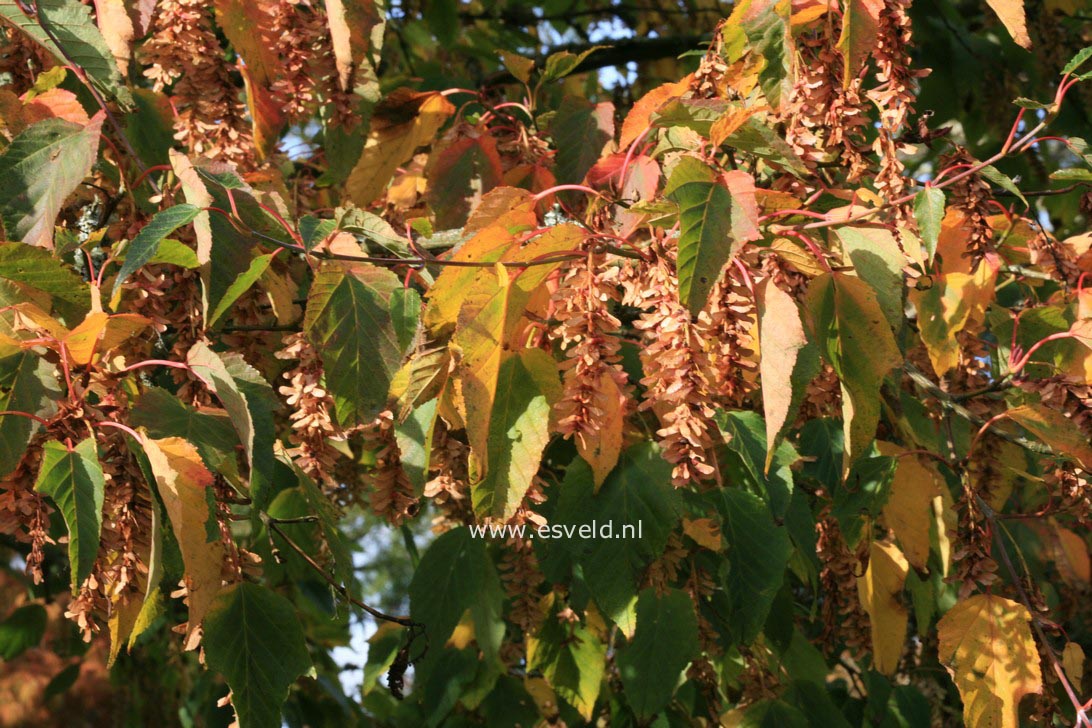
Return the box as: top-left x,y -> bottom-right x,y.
266,518 -> 421,630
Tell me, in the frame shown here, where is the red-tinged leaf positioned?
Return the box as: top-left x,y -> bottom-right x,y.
665,158 -> 761,314
91,0 -> 134,75
215,0 -> 284,156
240,64 -> 287,159
141,436 -> 224,643
619,79 -> 689,150
0,113 -> 104,248
835,0 -> 883,86
426,130 -> 505,229
214,0 -> 280,83
986,0 -> 1031,49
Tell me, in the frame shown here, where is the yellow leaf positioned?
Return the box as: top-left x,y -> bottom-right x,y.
142,436 -> 225,643
709,105 -> 768,148
325,0 -> 385,92
345,90 -> 455,206
986,0 -> 1032,49
857,540 -> 909,675
877,444 -> 943,571
1005,403 -> 1092,470
1063,643 -> 1085,693
682,517 -> 723,551
937,594 -> 1043,728
451,225 -> 581,477
933,487 -> 956,577
909,263 -> 996,375
524,676 -> 561,720
423,193 -> 537,334
447,609 -> 476,649
107,593 -> 144,667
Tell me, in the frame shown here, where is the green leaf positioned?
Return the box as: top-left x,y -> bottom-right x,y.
0,349 -> 54,478
542,443 -> 683,635
1063,47 -> 1092,75
499,50 -> 534,84
0,242 -> 91,311
186,343 -> 277,510
718,488 -> 792,644
979,165 -> 1027,206
208,253 -> 274,327
299,215 -> 336,251
304,261 -> 405,426
0,604 -> 47,660
541,46 -> 602,83
740,0 -> 791,108
389,286 -> 421,352
34,438 -> 105,591
616,588 -> 699,719
666,156 -> 760,314
409,527 -> 504,652
719,116 -> 809,176
113,205 -> 202,295
1012,97 -> 1051,110
129,386 -> 240,477
1050,167 -> 1092,182
717,410 -> 796,519
0,0 -> 130,107
550,95 -> 613,187
912,187 -> 945,265
202,583 -> 313,728
836,226 -> 905,330
471,349 -> 561,520
0,117 -> 103,248
735,699 -> 810,728
526,594 -> 606,721
804,272 -> 902,473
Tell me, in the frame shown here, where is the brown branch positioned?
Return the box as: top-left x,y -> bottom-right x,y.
266,518 -> 422,631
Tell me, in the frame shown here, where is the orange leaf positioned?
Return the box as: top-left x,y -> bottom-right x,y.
63,312 -> 150,365
22,88 -> 90,126
618,78 -> 689,151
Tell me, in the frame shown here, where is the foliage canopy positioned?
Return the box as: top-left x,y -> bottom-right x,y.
2,0 -> 1092,726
